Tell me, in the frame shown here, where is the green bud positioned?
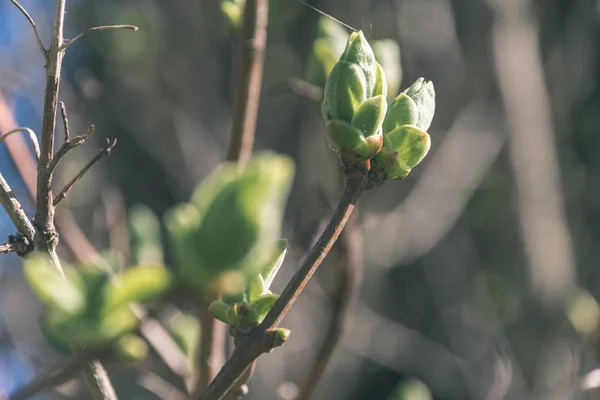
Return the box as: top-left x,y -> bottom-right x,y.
340,31 -> 378,97
372,125 -> 431,181
383,78 -> 435,133
269,327 -> 290,349
114,334 -> 149,362
209,300 -> 232,324
324,61 -> 367,122
227,303 -> 241,325
129,205 -> 164,265
245,274 -> 266,304
402,78 -> 435,131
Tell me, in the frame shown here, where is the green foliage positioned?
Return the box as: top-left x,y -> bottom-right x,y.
129,204 -> 164,265
371,78 -> 435,182
24,255 -> 171,352
166,311 -> 201,375
165,153 -> 294,294
210,240 -> 287,329
322,32 -> 434,179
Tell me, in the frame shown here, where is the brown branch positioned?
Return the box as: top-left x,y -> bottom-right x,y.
50,125 -> 94,174
0,128 -> 40,161
53,139 -> 116,207
297,211 -> 363,400
62,25 -> 138,50
59,101 -> 70,142
10,0 -> 48,59
225,0 -> 269,163
0,174 -> 36,243
199,174 -> 368,400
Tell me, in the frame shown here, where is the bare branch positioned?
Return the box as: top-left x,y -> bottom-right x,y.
0,127 -> 41,161
297,211 -> 363,400
10,0 -> 48,59
53,138 -> 116,207
62,25 -> 139,50
0,174 -> 36,243
50,125 -> 94,174
59,101 -> 70,142
225,0 -> 269,163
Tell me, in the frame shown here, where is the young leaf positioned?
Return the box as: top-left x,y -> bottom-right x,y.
102,265 -> 172,315
24,255 -> 85,315
261,239 -> 288,291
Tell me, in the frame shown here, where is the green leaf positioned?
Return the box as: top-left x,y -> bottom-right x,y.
245,274 -> 266,304
45,307 -> 138,348
102,265 -> 172,315
166,311 -> 200,356
209,300 -> 232,324
24,255 -> 85,315
113,334 -> 149,362
249,293 -> 280,324
261,239 -> 288,291
351,95 -> 388,138
403,78 -> 435,131
324,61 -> 367,122
129,204 -> 164,265
383,93 -> 419,133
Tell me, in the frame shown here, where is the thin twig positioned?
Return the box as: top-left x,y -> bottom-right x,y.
10,0 -> 48,59
0,128 -> 40,161
225,0 -> 269,163
50,125 -> 94,174
60,101 -> 70,142
53,139 -> 116,207
200,174 -> 368,400
0,174 -> 36,243
62,25 -> 139,50
296,211 -> 363,400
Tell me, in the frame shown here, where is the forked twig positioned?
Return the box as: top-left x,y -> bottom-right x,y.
0,127 -> 41,161
10,0 -> 48,59
62,25 -> 139,50
50,125 -> 95,174
53,139 -> 117,207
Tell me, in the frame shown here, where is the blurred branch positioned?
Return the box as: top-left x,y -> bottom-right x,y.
9,352 -> 102,400
200,175 -> 367,400
490,0 -> 575,305
62,25 -> 138,50
50,108 -> 94,174
10,0 -> 48,59
297,211 -> 363,400
53,138 -> 116,207
0,128 -> 40,161
225,0 -> 269,163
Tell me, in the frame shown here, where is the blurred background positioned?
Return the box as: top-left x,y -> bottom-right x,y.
1,0 -> 600,399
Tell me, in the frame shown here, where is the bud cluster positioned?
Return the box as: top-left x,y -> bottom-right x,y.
322,31 -> 435,182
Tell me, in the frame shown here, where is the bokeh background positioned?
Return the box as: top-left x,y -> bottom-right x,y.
2,0 -> 600,399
